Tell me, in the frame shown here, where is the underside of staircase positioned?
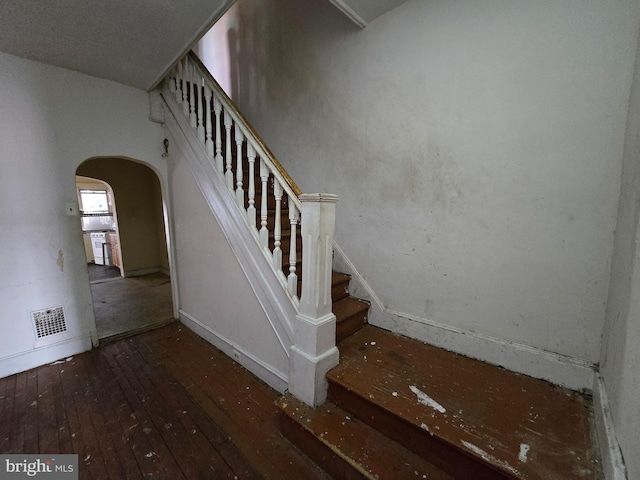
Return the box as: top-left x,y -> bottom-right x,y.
278,275 -> 601,480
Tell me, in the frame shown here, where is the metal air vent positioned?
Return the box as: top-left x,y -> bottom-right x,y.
32,306 -> 67,339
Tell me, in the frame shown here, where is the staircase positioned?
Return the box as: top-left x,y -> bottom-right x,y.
161,52 -> 600,479
277,319 -> 601,479
162,51 -> 372,405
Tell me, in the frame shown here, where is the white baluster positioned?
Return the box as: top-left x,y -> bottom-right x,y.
203,85 -> 213,158
259,159 -> 269,249
182,58 -> 190,117
197,79 -> 205,142
213,96 -> 223,175
273,180 -> 283,272
224,109 -> 233,190
247,144 -> 257,229
175,61 -> 183,104
190,65 -> 198,128
235,125 -> 245,208
288,200 -> 300,299
168,67 -> 176,94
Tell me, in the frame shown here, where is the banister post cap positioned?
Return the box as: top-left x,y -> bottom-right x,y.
299,193 -> 339,203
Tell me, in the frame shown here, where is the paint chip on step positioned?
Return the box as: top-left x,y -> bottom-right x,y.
461,440 -> 520,476
519,443 -> 530,463
409,385 -> 446,413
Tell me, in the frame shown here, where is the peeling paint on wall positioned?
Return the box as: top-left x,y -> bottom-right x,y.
57,249 -> 64,272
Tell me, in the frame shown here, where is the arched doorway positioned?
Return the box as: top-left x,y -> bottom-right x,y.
76,157 -> 176,341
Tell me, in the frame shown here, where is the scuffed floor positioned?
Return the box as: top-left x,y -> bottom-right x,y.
89,269 -> 175,341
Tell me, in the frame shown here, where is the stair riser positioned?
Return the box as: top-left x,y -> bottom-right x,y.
278,412 -> 368,480
331,281 -> 350,302
328,383 -> 514,480
335,311 -> 368,344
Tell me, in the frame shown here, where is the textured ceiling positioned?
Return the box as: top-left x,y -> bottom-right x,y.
0,0 -> 235,90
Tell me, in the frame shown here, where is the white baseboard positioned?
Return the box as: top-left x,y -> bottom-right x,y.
593,375 -> 627,479
0,335 -> 93,379
179,310 -> 289,394
333,242 -> 595,391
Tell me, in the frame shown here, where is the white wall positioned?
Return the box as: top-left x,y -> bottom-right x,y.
165,134 -> 290,390
0,51 -> 165,377
197,0 -> 640,383
599,21 -> 640,479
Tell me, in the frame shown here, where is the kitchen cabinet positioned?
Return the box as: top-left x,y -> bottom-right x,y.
108,233 -> 120,268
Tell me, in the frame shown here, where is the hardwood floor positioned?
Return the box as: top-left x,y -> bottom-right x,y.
0,323 -> 330,480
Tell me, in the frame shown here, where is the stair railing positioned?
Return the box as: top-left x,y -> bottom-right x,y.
161,51 -> 339,406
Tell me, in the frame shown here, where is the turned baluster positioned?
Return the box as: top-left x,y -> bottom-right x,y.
189,65 -> 198,128
197,78 -> 205,141
247,143 -> 257,229
224,110 -> 233,191
288,200 -> 300,299
168,67 -> 176,94
182,58 -> 190,117
235,125 -> 245,208
203,85 -> 213,158
175,61 -> 183,104
213,96 -> 223,175
259,159 -> 270,249
273,180 -> 283,272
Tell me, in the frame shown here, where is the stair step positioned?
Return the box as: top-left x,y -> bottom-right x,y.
333,296 -> 370,343
327,326 -> 600,480
281,272 -> 356,308
276,393 -> 453,480
331,272 -> 351,302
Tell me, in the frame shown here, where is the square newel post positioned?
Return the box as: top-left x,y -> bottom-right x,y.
289,193 -> 340,407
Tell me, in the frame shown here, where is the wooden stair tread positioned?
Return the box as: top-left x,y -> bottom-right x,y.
276,393 -> 453,480
332,271 -> 351,285
332,296 -> 369,318
327,326 -> 600,480
333,296 -> 370,343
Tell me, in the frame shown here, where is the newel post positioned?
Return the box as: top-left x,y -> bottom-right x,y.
289,193 -> 340,407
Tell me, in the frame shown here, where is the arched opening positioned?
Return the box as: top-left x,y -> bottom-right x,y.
76,157 -> 176,341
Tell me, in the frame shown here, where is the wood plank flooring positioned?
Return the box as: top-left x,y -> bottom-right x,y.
327,326 -> 600,479
0,323 -> 330,480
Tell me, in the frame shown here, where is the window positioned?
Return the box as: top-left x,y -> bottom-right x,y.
79,189 -> 110,214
